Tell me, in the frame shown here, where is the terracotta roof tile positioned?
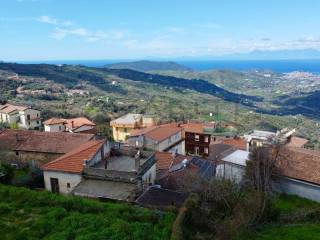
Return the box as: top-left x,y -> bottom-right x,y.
222,138 -> 247,150
0,129 -> 94,154
286,136 -> 309,148
42,140 -> 105,173
0,103 -> 28,114
65,117 -> 96,130
155,151 -> 191,171
43,118 -> 67,125
278,146 -> 320,185
144,125 -> 182,142
181,122 -> 215,134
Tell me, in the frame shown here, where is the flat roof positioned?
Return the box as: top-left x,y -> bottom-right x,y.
72,179 -> 137,201
93,155 -> 148,172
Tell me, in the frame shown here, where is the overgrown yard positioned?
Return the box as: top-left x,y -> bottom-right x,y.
0,185 -> 175,240
237,194 -> 320,240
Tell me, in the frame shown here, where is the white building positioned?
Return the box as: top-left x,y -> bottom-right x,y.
0,103 -> 41,129
216,150 -> 249,183
42,140 -> 110,194
128,123 -> 185,155
43,117 -> 96,133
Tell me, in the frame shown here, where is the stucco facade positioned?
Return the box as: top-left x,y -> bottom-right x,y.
43,170 -> 82,194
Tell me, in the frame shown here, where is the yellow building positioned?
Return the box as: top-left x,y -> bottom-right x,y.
110,114 -> 154,142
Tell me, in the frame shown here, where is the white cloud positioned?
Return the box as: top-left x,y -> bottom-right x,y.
51,27 -> 125,42
37,15 -> 73,26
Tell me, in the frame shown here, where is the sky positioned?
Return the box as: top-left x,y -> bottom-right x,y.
1,0 -> 320,61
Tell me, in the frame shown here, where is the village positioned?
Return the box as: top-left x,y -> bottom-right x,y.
1,101 -> 319,209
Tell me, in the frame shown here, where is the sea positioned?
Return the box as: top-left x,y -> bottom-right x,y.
19,59 -> 320,74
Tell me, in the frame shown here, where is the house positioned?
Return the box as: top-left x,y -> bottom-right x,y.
42,143 -> 157,201
136,186 -> 188,209
42,140 -> 109,194
181,122 -> 215,157
110,113 -> 154,142
156,156 -> 216,191
208,143 -> 236,162
0,103 -> 41,129
154,151 -> 192,181
43,117 -> 96,134
215,150 -> 250,183
273,146 -> 320,202
0,129 -> 94,165
128,123 -> 185,154
244,128 -> 296,151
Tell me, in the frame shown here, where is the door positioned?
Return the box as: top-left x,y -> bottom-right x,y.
50,178 -> 60,193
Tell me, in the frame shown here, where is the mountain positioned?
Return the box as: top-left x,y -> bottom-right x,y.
105,60 -> 192,72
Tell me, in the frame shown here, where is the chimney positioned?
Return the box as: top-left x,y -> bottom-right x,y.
135,150 -> 141,171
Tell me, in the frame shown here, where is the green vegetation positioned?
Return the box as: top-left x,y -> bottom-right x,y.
0,184 -> 175,240
105,60 -> 191,72
236,194 -> 320,240
0,62 -> 320,147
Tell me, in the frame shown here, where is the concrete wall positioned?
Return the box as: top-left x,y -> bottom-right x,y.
142,163 -> 156,185
19,109 -> 41,129
44,123 -> 65,132
43,170 -> 82,194
112,126 -> 134,142
166,140 -> 185,155
216,162 -> 245,183
273,177 -> 320,202
158,132 -> 182,152
17,151 -> 62,166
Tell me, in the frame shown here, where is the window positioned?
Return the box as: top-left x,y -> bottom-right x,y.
204,136 -> 209,143
27,114 -> 30,120
37,113 -> 39,117
67,183 -> 71,188
124,128 -> 127,133
195,134 -> 200,142
36,121 -> 39,124
15,151 -> 19,156
204,147 -> 209,154
59,126 -> 62,131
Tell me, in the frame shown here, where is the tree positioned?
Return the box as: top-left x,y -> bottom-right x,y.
244,145 -> 283,222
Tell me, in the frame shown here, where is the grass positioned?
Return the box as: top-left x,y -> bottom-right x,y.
272,194 -> 320,214
0,184 -> 176,240
237,194 -> 320,240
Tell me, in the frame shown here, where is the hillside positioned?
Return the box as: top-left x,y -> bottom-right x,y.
105,60 -> 191,72
0,62 -> 319,148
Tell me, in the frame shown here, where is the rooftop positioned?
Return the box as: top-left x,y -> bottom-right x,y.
286,136 -> 309,148
42,140 -> 105,173
72,179 -> 137,201
43,117 -> 96,129
132,123 -> 182,142
94,155 -> 148,172
181,122 -> 215,134
278,146 -> 320,185
155,151 -> 192,171
221,150 -> 249,166
136,186 -> 188,208
245,130 -> 276,140
222,138 -> 247,150
0,129 -> 94,154
43,117 -> 66,125
110,113 -> 142,127
0,103 -> 28,114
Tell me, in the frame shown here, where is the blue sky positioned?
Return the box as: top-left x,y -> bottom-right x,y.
1,0 -> 320,61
